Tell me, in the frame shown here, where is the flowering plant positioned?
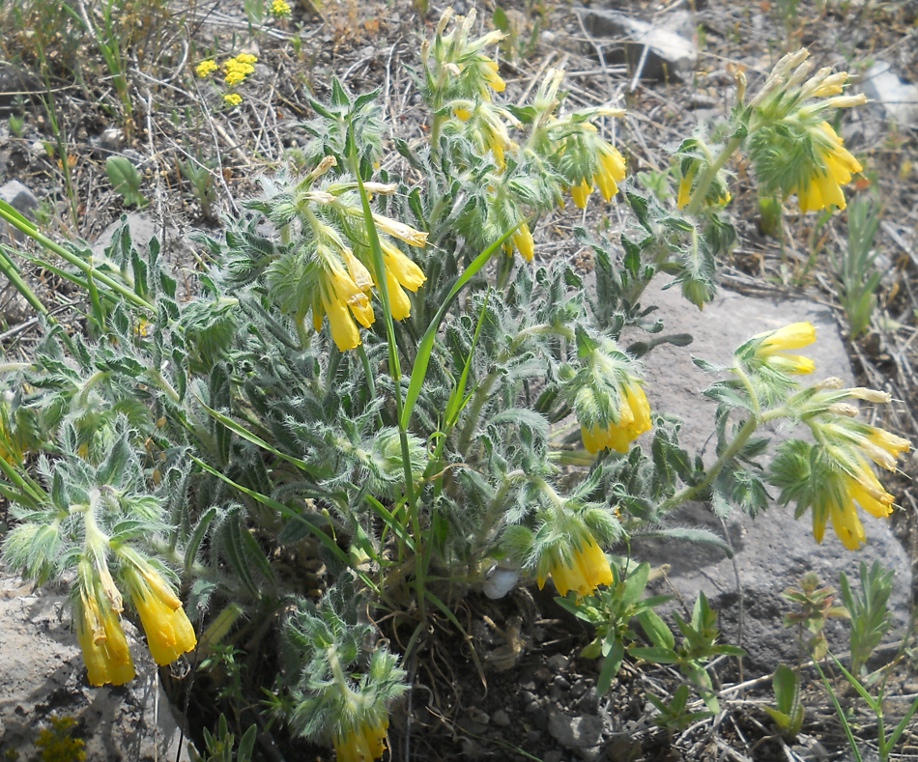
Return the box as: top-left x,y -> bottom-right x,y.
0,10 -> 906,759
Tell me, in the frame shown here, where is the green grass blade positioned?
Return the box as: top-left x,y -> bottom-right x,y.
196,399 -> 331,480
401,224 -> 518,431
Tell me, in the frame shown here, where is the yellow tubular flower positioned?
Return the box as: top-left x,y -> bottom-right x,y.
677,167 -> 696,210
571,178 -> 593,209
594,143 -> 627,202
862,428 -> 910,469
538,537 -> 613,598
480,60 -> 506,95
334,717 -> 389,762
812,455 -> 896,550
828,488 -> 866,551
755,321 -> 816,351
126,565 -> 197,666
315,261 -> 375,351
371,215 -> 428,248
381,241 -> 426,292
753,321 -> 816,373
76,590 -> 135,687
324,297 -> 361,351
511,223 -> 534,262
581,381 -> 652,455
795,122 -> 862,213
383,270 -> 412,321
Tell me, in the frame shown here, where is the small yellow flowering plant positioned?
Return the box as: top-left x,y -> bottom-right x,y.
195,52 -> 258,107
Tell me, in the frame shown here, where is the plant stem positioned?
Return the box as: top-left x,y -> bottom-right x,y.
684,136 -> 742,217
457,322 -> 574,453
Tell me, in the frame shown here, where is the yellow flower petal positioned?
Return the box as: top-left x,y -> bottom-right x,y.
511,223 -> 534,262
382,241 -> 426,291
571,178 -> 592,209
548,538 -> 612,598
384,270 -> 412,321
325,297 -> 361,351
481,60 -> 506,93
335,717 -> 389,762
677,168 -> 695,210
128,567 -> 197,666
755,322 -> 816,352
829,492 -> 866,550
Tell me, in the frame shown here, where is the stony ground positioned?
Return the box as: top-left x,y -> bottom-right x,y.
0,0 -> 917,760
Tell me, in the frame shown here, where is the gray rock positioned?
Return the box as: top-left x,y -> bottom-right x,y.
580,9 -> 697,82
547,709 -> 604,749
0,570 -> 191,761
628,280 -> 913,671
0,64 -> 40,115
861,62 -> 918,128
0,180 -> 38,217
491,708 -> 511,727
575,686 -> 600,715
0,180 -> 40,321
0,179 -> 39,247
546,653 -> 569,672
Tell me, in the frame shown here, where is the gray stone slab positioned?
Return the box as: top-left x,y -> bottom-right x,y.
580,9 -> 697,83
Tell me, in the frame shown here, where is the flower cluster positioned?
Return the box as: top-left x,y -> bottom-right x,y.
424,14 -> 630,264
422,7 -> 507,105
259,161 -> 428,351
195,53 -> 258,108
563,334 -> 652,455
311,214 -> 426,352
74,550 -> 196,686
771,379 -> 910,550
538,534 -> 614,598
524,483 -> 618,599
224,53 -> 258,86
270,0 -> 292,19
747,49 -> 866,213
334,716 -> 390,762
565,127 -> 628,210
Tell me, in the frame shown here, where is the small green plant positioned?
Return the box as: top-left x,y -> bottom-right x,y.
8,114 -> 26,139
840,560 -> 894,678
814,627 -> 918,762
105,156 -> 147,209
631,592 -> 745,713
35,716 -> 86,762
782,572 -> 850,661
492,6 -> 540,64
830,194 -> 883,338
787,563 -> 917,762
189,715 -> 256,762
179,158 -> 219,221
647,684 -> 714,731
764,664 -> 805,738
